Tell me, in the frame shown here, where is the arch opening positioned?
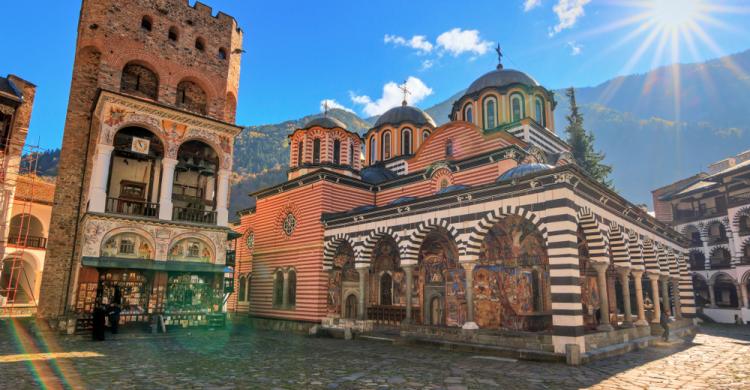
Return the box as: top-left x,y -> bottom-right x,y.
173,140 -> 219,224
121,62 -> 159,100
326,241 -> 357,317
176,80 -> 207,115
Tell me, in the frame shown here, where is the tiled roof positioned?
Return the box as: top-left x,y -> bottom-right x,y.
14,174 -> 56,204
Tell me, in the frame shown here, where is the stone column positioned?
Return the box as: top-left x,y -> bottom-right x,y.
87,144 -> 115,213
649,273 -> 662,323
660,276 -> 672,317
592,261 -> 614,331
402,265 -> 414,324
734,283 -> 745,310
671,278 -> 683,319
631,270 -> 649,327
617,267 -> 633,327
216,168 -> 231,226
158,157 -> 178,220
708,282 -> 717,308
282,271 -> 289,307
357,268 -> 368,320
461,262 -> 478,330
741,281 -> 749,309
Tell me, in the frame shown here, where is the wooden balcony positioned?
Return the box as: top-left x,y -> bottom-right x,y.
7,234 -> 47,249
172,206 -> 217,225
105,197 -> 159,218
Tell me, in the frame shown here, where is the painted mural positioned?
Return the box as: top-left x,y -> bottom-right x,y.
417,229 -> 463,326
326,243 -> 357,316
474,215 -> 551,331
369,236 -> 403,306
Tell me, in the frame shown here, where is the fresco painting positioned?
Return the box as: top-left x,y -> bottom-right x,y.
326,244 -> 357,316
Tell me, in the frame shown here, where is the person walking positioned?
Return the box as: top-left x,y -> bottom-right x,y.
92,289 -> 106,341
109,286 -> 122,334
660,308 -> 670,341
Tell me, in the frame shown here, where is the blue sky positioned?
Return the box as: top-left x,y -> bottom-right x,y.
1,0 -> 749,149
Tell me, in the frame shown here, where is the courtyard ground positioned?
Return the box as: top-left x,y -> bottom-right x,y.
0,318 -> 748,389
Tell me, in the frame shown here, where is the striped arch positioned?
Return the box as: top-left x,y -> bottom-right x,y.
402,218 -> 462,264
655,243 -> 670,275
608,223 -> 630,268
642,239 -> 659,274
627,232 -> 645,270
667,250 -> 679,278
702,218 -> 729,239
733,206 -> 750,230
360,226 -> 402,268
709,271 -> 735,285
464,204 -> 547,262
678,253 -> 697,317
322,234 -> 358,271
577,208 -> 608,263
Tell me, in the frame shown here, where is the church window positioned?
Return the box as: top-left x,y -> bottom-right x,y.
463,104 -> 473,123
445,140 -> 453,157
484,96 -> 497,129
273,270 -> 284,306
349,143 -> 354,166
141,16 -> 153,32
379,273 -> 392,305
402,128 -> 412,155
246,231 -> 254,249
297,141 -> 303,166
187,242 -> 201,257
168,26 -> 179,42
282,213 -> 297,236
422,130 -> 430,143
313,138 -> 321,164
382,131 -> 391,160
119,239 -> 135,255
333,139 -> 341,165
176,80 -> 207,115
287,269 -> 297,306
535,96 -> 546,127
195,37 -> 206,52
121,63 -> 159,100
238,275 -> 247,302
370,137 -> 377,163
218,48 -> 227,60
511,93 -> 524,122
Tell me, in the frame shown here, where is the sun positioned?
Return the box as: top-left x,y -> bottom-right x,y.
648,0 -> 703,31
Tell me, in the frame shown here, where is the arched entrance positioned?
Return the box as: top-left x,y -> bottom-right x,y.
578,226 -> 601,329
8,214 -> 46,247
344,294 -> 358,319
692,274 -> 710,307
326,241 -> 357,317
474,215 -> 551,331
712,274 -> 738,308
368,235 -> 403,324
416,228 -> 461,327
173,140 -> 220,224
0,257 -> 37,304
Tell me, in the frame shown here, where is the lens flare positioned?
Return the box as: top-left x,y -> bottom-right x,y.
649,0 -> 702,31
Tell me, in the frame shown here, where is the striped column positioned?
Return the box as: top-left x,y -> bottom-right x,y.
668,250 -> 682,318
643,240 -> 661,323
544,209 -> 585,354
628,233 -> 649,327
610,224 -> 632,326
657,246 -> 672,317
678,253 -> 696,317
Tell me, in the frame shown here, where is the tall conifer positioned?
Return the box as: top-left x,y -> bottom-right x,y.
564,87 -> 613,188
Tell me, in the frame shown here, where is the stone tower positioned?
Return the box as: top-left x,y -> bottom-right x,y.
38,0 -> 243,322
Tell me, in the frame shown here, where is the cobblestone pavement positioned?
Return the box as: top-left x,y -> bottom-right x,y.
0,319 -> 748,389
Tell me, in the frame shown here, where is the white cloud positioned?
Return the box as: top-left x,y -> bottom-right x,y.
384,34 -> 433,54
436,28 -> 493,57
420,59 -> 434,71
320,99 -> 353,113
549,0 -> 591,36
567,41 -> 582,55
350,76 -> 433,117
524,0 -> 542,11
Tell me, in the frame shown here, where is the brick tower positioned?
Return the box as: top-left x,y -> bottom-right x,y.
38,0 -> 243,326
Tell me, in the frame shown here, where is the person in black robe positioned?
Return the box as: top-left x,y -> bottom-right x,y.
109,286 -> 122,334
92,291 -> 106,341
660,309 -> 670,341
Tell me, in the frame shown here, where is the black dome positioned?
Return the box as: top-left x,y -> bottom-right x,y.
466,68 -> 539,95
497,163 -> 554,182
360,165 -> 398,185
303,116 -> 347,130
374,105 -> 436,128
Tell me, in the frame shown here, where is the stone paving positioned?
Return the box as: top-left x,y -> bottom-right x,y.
0,318 -> 748,389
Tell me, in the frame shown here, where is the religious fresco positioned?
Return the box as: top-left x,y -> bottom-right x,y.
368,236 -> 403,306
326,244 -> 357,316
473,215 -> 551,331
444,268 -> 466,327
577,226 -> 601,329
417,230 -> 462,326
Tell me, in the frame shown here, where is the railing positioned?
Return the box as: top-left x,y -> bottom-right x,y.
729,192 -> 750,207
172,184 -> 205,200
739,257 -> 750,266
367,305 -> 409,325
105,197 -> 159,218
708,235 -> 729,246
673,207 -> 725,222
7,234 -> 47,249
709,257 -> 732,269
689,239 -> 703,248
739,228 -> 750,237
690,261 -> 706,271
172,206 -> 217,225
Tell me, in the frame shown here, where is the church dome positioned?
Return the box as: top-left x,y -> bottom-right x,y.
497,163 -> 554,182
374,105 -> 436,128
303,116 -> 347,130
466,68 -> 539,96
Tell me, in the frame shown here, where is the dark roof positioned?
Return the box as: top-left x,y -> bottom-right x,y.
303,116 -> 348,130
497,163 -> 554,182
389,196 -> 417,206
374,105 -> 436,128
466,69 -> 539,96
0,76 -> 22,102
360,165 -> 399,185
436,184 -> 470,194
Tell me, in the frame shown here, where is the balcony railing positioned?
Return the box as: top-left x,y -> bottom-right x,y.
7,234 -> 47,249
689,239 -> 703,248
173,206 -> 217,225
739,257 -> 750,266
708,236 -> 729,246
106,197 -> 159,218
709,258 -> 732,269
673,207 -> 726,222
729,192 -> 750,207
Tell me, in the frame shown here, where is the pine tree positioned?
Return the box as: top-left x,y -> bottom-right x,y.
564,87 -> 613,188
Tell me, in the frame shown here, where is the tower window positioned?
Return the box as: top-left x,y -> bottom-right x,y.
402,128 -> 412,155
382,131 -> 391,160
370,137 -> 377,163
463,104 -> 473,123
535,96 -> 546,128
313,138 -> 321,164
422,130 -> 430,143
168,26 -> 179,42
218,48 -> 227,60
141,16 -> 153,32
297,141 -> 303,166
484,96 -> 497,129
333,139 -> 341,165
349,143 -> 354,166
511,93 -> 524,122
176,80 -> 207,115
121,63 -> 159,100
195,37 -> 206,52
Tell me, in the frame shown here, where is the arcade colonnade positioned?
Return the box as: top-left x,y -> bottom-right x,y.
323,195 -> 694,354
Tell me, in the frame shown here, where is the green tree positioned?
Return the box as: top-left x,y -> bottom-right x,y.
564,87 -> 613,188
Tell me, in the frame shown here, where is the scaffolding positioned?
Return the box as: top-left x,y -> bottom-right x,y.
0,137 -> 47,318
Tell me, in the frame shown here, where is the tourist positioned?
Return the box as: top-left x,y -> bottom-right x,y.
660,309 -> 670,341
109,286 -> 122,334
92,291 -> 106,341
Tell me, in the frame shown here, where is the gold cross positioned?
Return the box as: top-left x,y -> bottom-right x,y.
400,80 -> 411,106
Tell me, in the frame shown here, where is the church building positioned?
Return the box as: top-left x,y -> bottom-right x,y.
233,54 -> 697,361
